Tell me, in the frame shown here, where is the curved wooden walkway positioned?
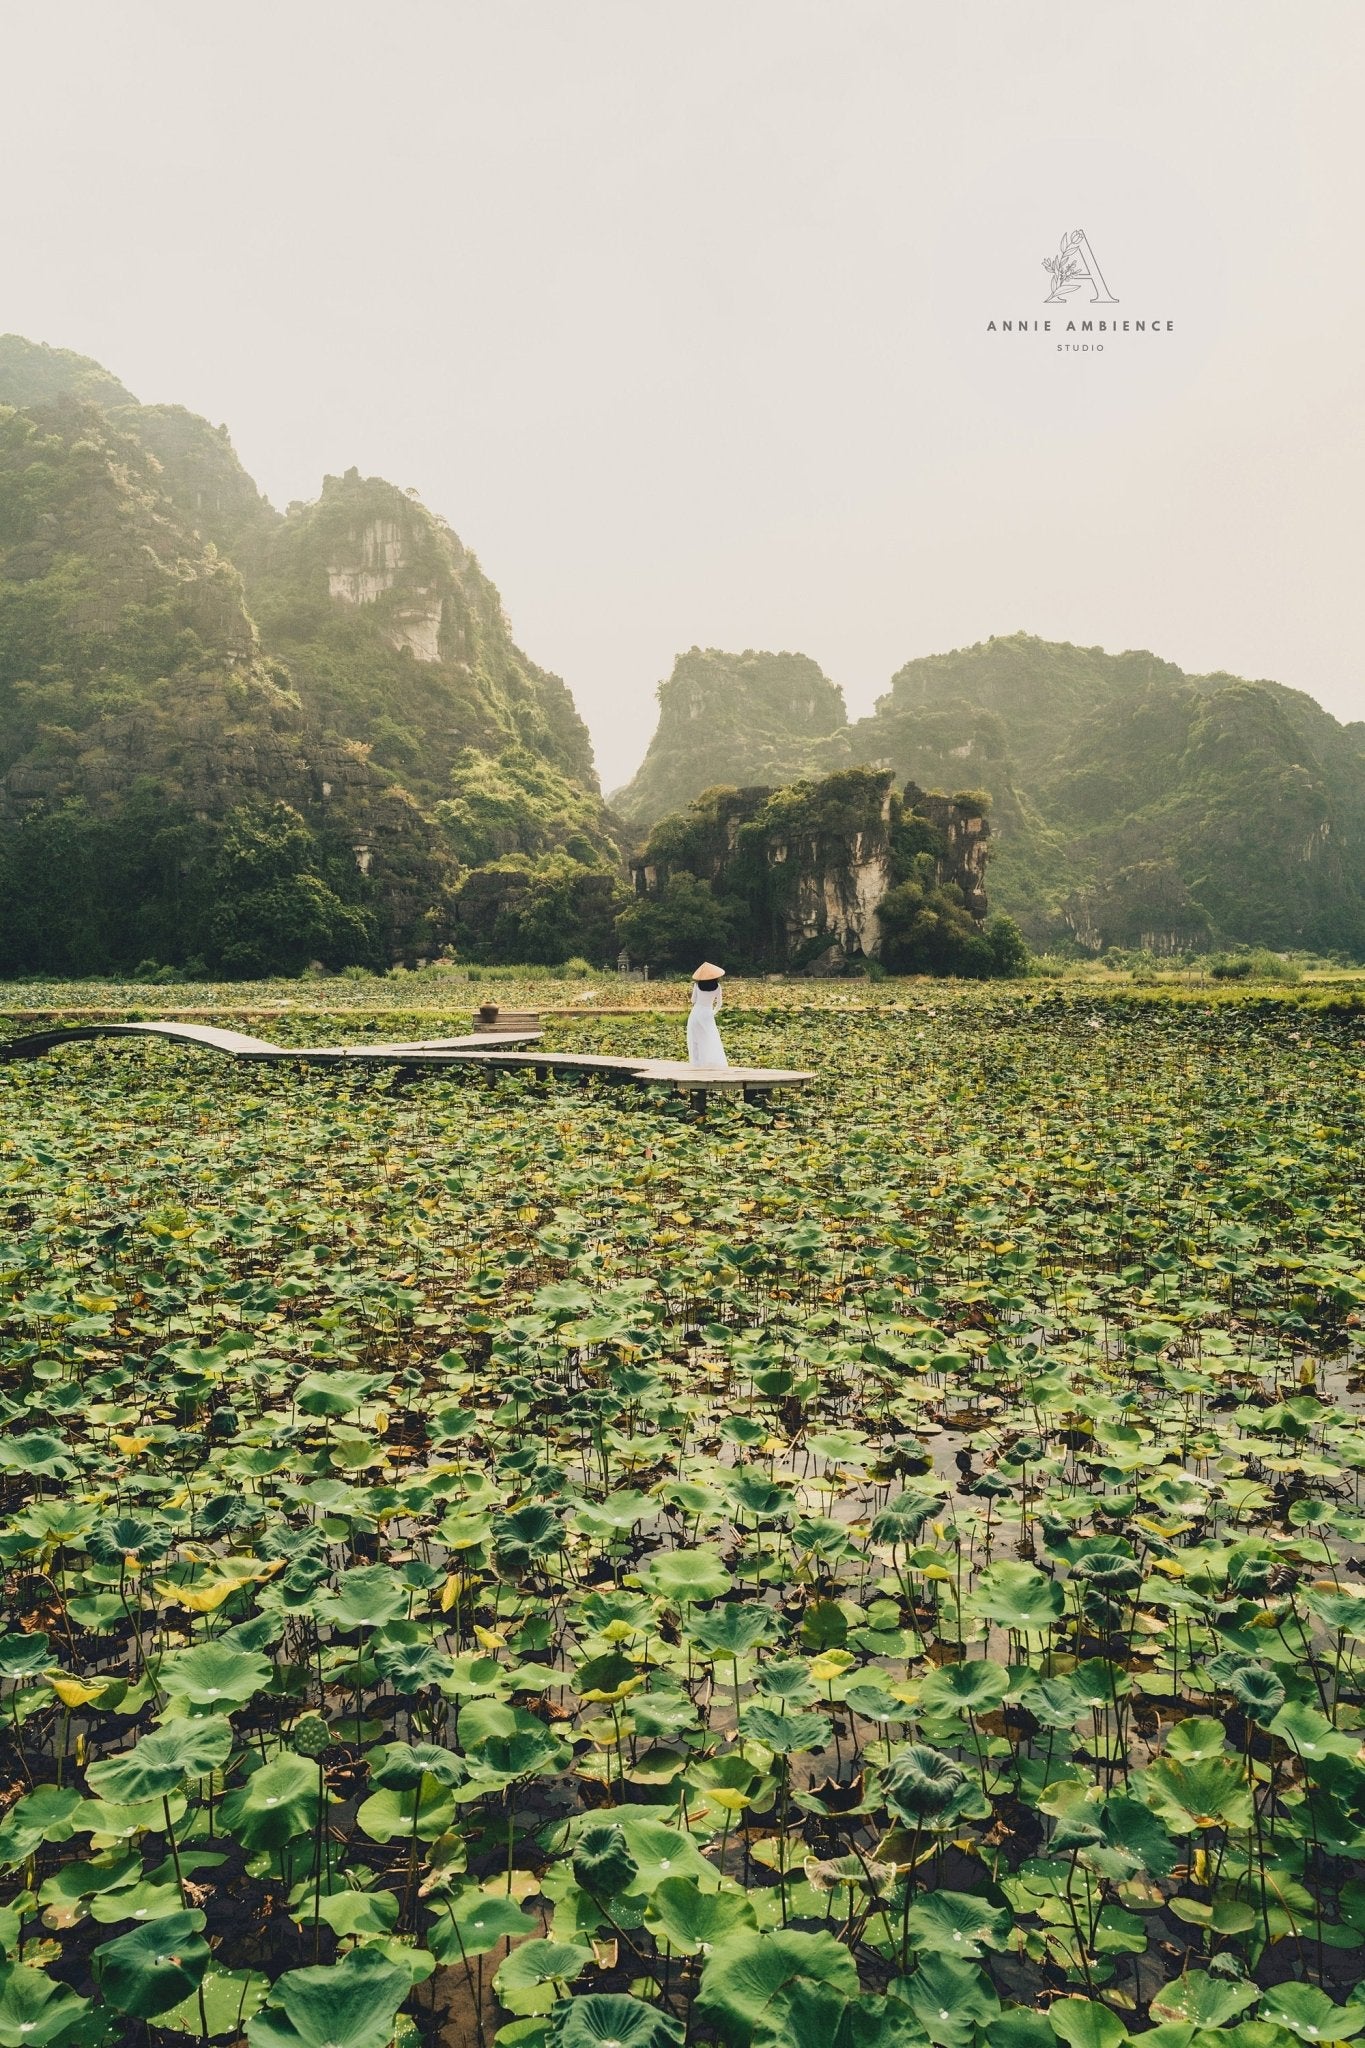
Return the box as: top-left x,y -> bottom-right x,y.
0,1021 -> 813,1107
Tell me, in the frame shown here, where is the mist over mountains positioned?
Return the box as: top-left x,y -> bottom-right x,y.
2,333 -> 1362,972
616,638 -> 1365,955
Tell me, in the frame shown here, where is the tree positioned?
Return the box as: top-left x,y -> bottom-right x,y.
206,803 -> 376,976
454,855 -> 628,964
614,872 -> 737,971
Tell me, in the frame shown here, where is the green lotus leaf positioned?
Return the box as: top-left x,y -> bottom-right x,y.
903,1890 -> 1012,1958
0,1786 -> 87,1869
738,1705 -> 832,1755
753,1981 -> 928,2048
218,1752 -> 320,1852
0,1962 -> 92,2046
753,1658 -> 820,1703
696,1929 -> 859,2042
918,1661 -> 1010,1715
428,1888 -> 540,1961
367,1741 -> 467,1791
637,1547 -> 734,1604
869,1492 -> 941,1547
1163,1718 -> 1227,1763
881,1745 -> 966,1823
896,1953 -> 1001,2046
985,2014 -> 1056,2048
546,1993 -> 684,2047
593,1814 -> 716,1893
573,1651 -> 643,1704
493,1505 -> 565,1578
1268,1702 -> 1364,1761
573,1491 -> 653,1534
158,1640 -> 272,1706
355,1779 -> 456,1844
973,1562 -> 1064,1633
1139,1756 -> 1255,1834
1046,2001 -> 1128,2048
93,1909 -> 210,2017
87,1878 -> 184,1924
458,1697 -> 521,1746
630,1687 -> 703,1740
313,1565 -> 408,1630
246,1949 -> 411,2048
688,1603 -> 781,1658
154,1963 -> 271,2038
295,1370 -> 389,1416
1258,1985 -> 1365,2041
493,1939 -> 593,2018
86,1717 -> 232,1804
372,1638 -> 451,1692
471,1726 -> 570,1786
0,1433 -> 75,1477
309,1891 -> 399,1941
1149,1976 -> 1261,2028
1224,1667 -> 1286,1723
572,1824 -> 640,1898
0,1633 -> 52,1679
643,1877 -> 759,1956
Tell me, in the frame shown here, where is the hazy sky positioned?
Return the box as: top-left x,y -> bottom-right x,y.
4,1 -> 1363,789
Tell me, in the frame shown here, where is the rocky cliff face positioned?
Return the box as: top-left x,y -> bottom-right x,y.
251,468 -> 599,804
631,767 -> 990,971
0,335 -> 615,972
620,632 -> 1365,956
613,647 -> 846,823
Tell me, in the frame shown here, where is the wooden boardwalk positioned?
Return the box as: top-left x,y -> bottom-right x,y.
0,1021 -> 813,1107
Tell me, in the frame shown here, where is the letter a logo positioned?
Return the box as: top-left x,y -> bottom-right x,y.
1042,228 -> 1117,304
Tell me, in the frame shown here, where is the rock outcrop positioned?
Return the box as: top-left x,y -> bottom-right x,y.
0,335 -> 615,973
619,632 -> 1365,956
630,767 -> 991,972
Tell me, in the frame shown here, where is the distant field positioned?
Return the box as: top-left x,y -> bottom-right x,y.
1,988 -> 1363,2043
1,962 -> 1364,1026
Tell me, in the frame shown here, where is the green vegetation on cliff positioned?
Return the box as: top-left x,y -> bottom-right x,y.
622,765 -> 1025,975
619,631 -> 1365,956
0,336 -> 614,975
613,647 -> 846,825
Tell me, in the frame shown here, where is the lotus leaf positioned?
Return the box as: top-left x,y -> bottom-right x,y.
637,1547 -> 733,1604
246,1949 -> 411,2048
218,1753 -> 320,1851
1047,2001 -> 1129,2048
1149,1976 -> 1261,2028
93,1909 -> 210,2017
86,1719 -> 232,1804
903,1890 -> 1012,1957
494,1940 -> 594,2017
881,1745 -> 967,1823
158,1641 -> 272,1706
791,1988 -> 934,2047
546,1994 -> 684,2047
896,1953 -> 1001,2046
572,1825 -> 639,1898
696,1930 -> 860,2040
1258,1985 -> 1365,2041
0,1964 -> 91,2046
643,1878 -> 758,1956
973,1563 -> 1064,1633
429,1888 -> 540,1960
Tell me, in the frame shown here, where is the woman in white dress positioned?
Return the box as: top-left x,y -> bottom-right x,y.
686,962 -> 728,1067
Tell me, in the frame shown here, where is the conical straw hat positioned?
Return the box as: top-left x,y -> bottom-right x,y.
692,962 -> 726,980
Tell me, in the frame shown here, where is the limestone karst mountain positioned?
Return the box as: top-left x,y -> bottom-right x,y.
0,336 -> 618,974
617,632 -> 1365,955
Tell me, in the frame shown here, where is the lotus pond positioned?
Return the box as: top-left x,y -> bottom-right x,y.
1,989 -> 1364,2048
